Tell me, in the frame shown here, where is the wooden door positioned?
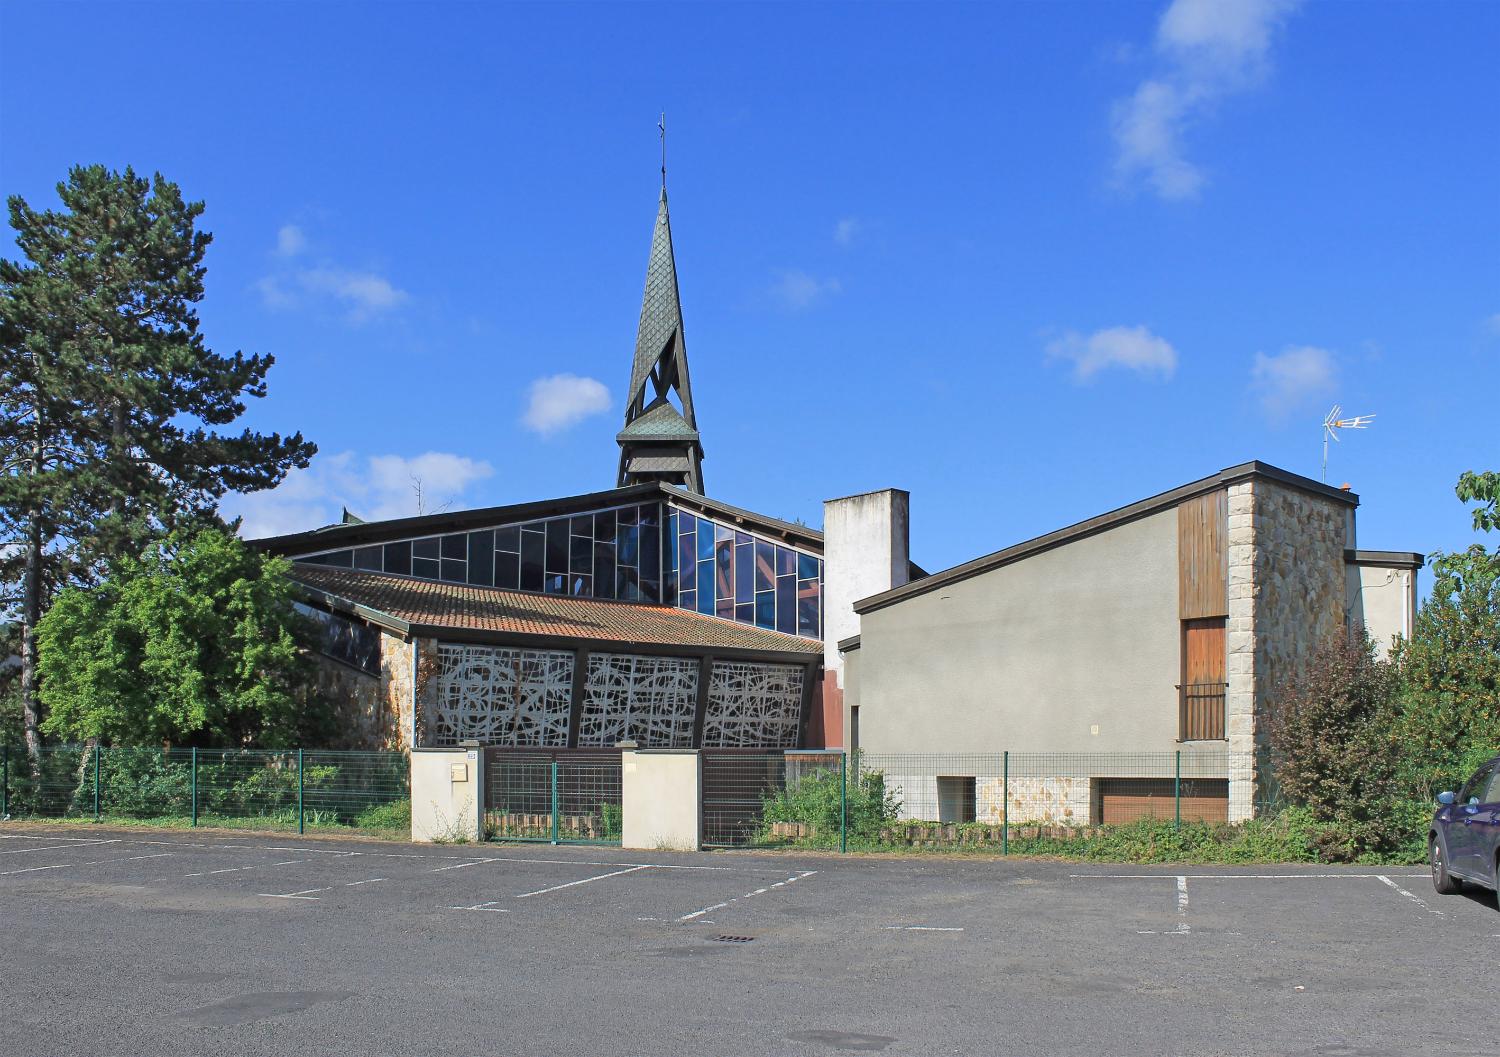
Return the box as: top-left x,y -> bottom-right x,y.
1181,618 -> 1226,740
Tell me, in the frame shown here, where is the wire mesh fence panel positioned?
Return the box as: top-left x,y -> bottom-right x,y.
484,753 -> 556,841
301,751 -> 410,832
1,746 -> 94,818
556,757 -> 622,845
702,751 -> 843,848
195,750 -> 301,830
98,747 -> 193,820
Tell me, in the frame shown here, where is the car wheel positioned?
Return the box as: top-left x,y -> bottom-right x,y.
1431,835 -> 1461,894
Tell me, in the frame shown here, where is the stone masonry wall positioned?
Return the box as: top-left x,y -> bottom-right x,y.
1227,479 -> 1349,820
310,630 -> 418,750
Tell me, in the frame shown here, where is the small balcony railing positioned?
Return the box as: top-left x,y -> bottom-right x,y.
1178,682 -> 1227,742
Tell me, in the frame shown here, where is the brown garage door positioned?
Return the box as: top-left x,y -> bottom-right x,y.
1097,778 -> 1228,825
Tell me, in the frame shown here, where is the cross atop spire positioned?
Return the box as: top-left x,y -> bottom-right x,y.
616,180 -> 705,494
658,111 -> 667,190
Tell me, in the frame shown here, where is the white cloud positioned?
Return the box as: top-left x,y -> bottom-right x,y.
834,218 -> 861,247
1485,312 -> 1500,336
1251,345 -> 1337,419
276,224 -> 307,257
771,270 -> 842,311
296,267 -> 409,321
221,450 -> 495,539
1046,325 -> 1179,382
1112,0 -> 1300,200
522,374 -> 612,436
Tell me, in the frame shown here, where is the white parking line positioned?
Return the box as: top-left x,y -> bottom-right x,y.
516,864 -> 652,898
260,887 -> 332,900
0,851 -> 170,877
343,877 -> 386,887
429,858 -> 501,873
679,870 -> 818,922
883,926 -> 964,932
446,900 -> 511,913
1377,874 -> 1444,917
1075,873 -> 1428,880
0,839 -> 119,856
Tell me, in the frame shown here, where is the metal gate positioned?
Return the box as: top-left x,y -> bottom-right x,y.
701,750 -> 843,848
484,749 -> 622,845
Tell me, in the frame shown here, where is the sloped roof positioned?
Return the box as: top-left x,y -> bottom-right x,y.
617,399 -> 700,440
290,566 -> 821,657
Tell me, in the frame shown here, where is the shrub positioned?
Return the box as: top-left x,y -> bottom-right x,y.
355,798 -> 411,833
761,762 -> 901,843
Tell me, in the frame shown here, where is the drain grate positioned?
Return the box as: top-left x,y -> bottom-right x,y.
711,935 -> 755,944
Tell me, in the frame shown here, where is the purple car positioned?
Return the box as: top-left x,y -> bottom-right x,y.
1430,758 -> 1500,896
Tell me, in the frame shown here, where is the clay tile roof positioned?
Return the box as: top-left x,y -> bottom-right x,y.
289,566 -> 822,656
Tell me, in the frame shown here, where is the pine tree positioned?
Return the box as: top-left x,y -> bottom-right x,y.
0,165 -> 316,762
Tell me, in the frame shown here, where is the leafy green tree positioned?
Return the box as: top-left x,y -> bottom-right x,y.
1,165 -> 315,760
36,527 -> 327,747
1457,470 -> 1500,533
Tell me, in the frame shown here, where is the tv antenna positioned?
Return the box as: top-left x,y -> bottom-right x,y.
1322,405 -> 1375,482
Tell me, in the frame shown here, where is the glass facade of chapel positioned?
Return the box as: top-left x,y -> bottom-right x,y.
295,500 -> 823,641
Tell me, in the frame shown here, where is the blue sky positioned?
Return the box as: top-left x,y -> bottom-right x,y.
3,1 -> 1496,589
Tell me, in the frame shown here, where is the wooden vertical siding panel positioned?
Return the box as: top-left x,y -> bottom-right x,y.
1178,490 -> 1228,619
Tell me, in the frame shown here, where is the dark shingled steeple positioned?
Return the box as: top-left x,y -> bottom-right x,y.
616,188 -> 705,494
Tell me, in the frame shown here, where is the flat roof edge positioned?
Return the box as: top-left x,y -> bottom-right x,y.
1346,549 -> 1425,568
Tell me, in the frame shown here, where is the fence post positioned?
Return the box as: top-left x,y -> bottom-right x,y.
2,745 -> 8,819
190,747 -> 198,828
1002,750 -> 1009,856
93,744 -> 101,821
1174,750 -> 1181,831
550,760 -> 560,845
839,752 -> 847,854
297,748 -> 305,835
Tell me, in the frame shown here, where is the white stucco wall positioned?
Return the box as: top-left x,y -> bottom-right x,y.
822,490 -> 909,681
1347,562 -> 1417,658
854,508 -> 1181,755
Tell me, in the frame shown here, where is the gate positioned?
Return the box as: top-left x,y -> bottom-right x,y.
483,749 -> 622,845
701,750 -> 843,848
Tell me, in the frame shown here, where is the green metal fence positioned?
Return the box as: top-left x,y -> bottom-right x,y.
0,745 -> 410,836
483,750 -> 622,845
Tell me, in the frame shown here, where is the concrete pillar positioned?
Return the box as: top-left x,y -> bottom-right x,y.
620,746 -> 701,851
821,489 -> 910,749
1224,481 -> 1257,822
410,744 -> 484,843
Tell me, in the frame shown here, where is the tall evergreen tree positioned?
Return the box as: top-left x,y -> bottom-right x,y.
0,165 -> 315,762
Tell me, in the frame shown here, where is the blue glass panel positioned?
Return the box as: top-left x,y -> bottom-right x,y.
440,558 -> 466,583
798,552 -> 819,582
544,573 -> 567,595
679,590 -> 695,612
616,565 -> 640,601
594,510 -> 616,544
442,534 -> 467,561
545,520 -> 568,573
641,521 -> 661,581
412,556 -> 440,579
570,574 -> 591,596
678,538 -> 696,592
495,525 -> 520,552
696,518 -> 715,561
570,533 -> 592,574
467,533 -> 494,585
798,580 -> 820,637
618,504 -> 638,525
735,602 -> 754,624
735,531 -> 751,547
494,551 -> 520,590
715,522 -> 734,543
755,590 -> 775,629
412,538 -> 439,561
617,524 -> 639,567
697,561 -> 714,614
383,541 -> 411,575
663,570 -> 677,606
716,595 -> 734,620
677,526 -> 694,585
640,578 -> 660,604
754,541 -> 774,593
520,531 -> 544,591
734,543 -> 753,604
715,539 -> 732,601
306,550 -> 354,568
354,546 -> 382,571
775,546 -> 795,578
594,542 -> 616,599
639,503 -> 660,527
665,513 -> 678,574
777,575 -> 796,634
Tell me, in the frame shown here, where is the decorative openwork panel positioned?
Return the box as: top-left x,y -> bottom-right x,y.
430,644 -> 574,747
576,653 -> 699,748
701,661 -> 805,749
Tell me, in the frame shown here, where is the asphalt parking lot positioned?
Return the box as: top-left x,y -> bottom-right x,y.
0,825 -> 1492,1057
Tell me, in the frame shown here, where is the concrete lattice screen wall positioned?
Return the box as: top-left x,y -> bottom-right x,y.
1227,479 -> 1350,820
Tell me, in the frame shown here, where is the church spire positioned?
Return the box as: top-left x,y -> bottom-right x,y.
616,178 -> 706,494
